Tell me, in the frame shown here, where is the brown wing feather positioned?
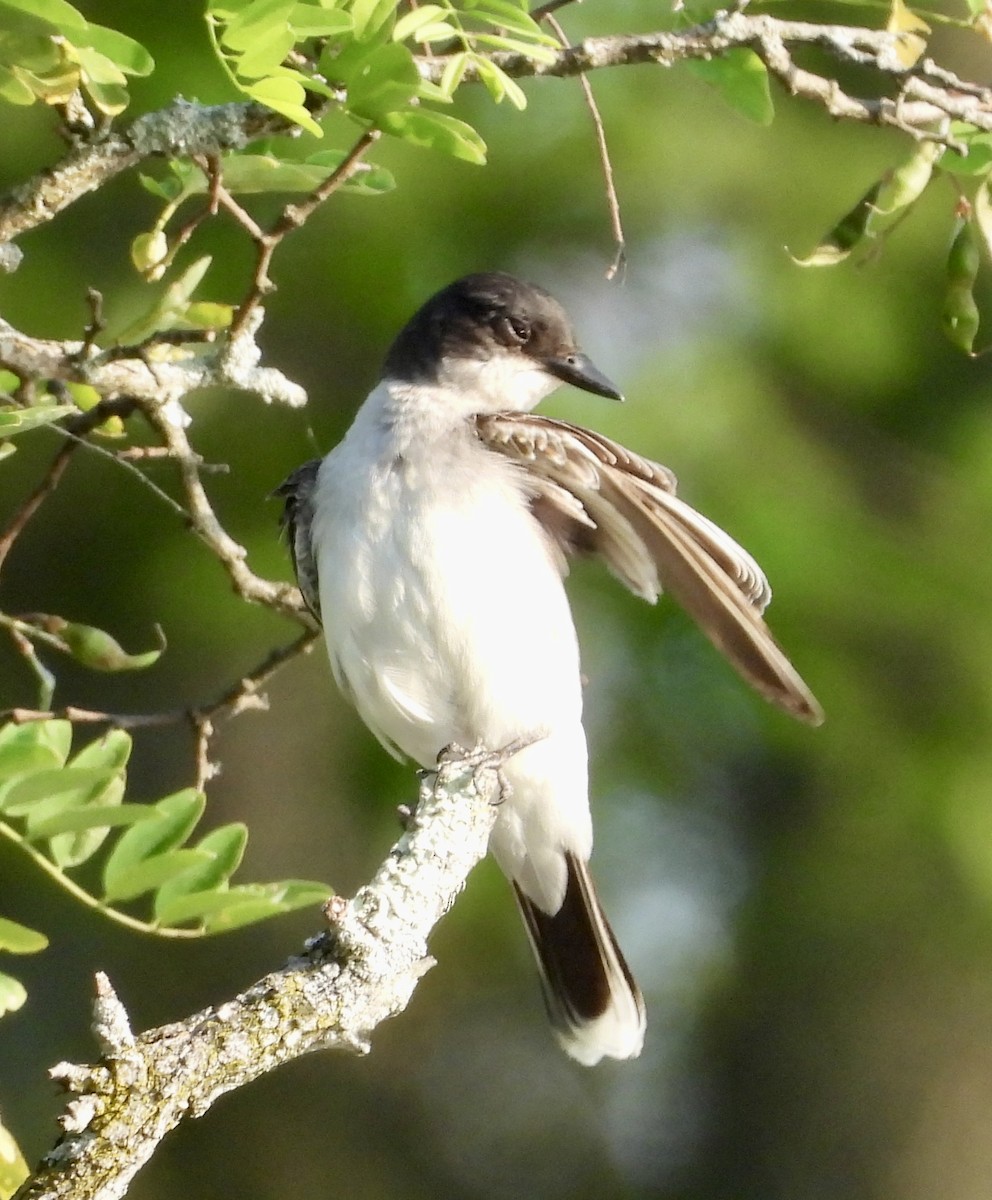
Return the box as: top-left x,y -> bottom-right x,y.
476,412 -> 823,726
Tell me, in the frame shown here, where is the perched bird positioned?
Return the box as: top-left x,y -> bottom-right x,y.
278,272 -> 822,1066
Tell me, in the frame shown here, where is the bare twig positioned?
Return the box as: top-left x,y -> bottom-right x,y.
543,12 -> 625,279
1,630 -> 319,731
0,440 -> 76,575
230,129 -> 382,336
14,748 -> 504,1200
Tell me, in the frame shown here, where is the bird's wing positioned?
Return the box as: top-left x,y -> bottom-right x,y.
274,458 -> 323,621
475,412 -> 823,726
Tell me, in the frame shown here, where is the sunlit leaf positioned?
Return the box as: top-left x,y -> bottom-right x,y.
235,27 -> 295,78
220,0 -> 295,52
344,41 -> 418,119
0,973 -> 27,1016
0,720 -> 72,772
246,73 -> 322,135
392,4 -> 445,41
886,0 -> 929,67
201,879 -> 331,932
2,766 -> 120,817
0,916 -> 48,954
349,0 -> 395,42
289,3 -> 352,36
30,802 -> 154,838
103,847 -> 212,903
0,1114 -> 30,1196
0,0 -> 87,38
102,788 -> 205,897
153,823 -> 249,921
81,22 -> 154,76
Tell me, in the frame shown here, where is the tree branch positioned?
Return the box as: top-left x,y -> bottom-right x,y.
419,12 -> 992,139
14,747 -> 503,1200
0,101 -> 283,246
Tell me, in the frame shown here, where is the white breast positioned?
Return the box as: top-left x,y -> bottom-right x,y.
310,380 -> 592,909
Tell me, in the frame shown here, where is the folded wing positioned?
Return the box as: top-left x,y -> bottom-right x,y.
476,413 -> 823,726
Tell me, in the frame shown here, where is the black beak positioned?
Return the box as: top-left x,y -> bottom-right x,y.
545,352 -> 624,401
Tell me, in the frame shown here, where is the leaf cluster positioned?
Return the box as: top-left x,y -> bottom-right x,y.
0,720 -> 330,1017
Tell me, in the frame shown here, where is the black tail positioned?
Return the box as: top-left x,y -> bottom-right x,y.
513,852 -> 645,1065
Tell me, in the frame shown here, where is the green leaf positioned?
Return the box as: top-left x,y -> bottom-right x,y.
0,0 -> 88,38
234,26 -> 295,78
72,43 -> 126,85
81,75 -> 129,115
45,776 -> 126,867
201,879 -> 331,932
184,301 -> 234,329
153,823 -> 249,922
474,55 -> 525,108
246,73 -> 322,135
2,766 -> 120,817
0,64 -> 36,104
348,0 -> 395,41
0,1114 -> 30,1196
687,48 -> 773,126
30,802 -> 153,838
439,50 -> 468,97
0,719 -> 72,773
81,23 -> 154,76
393,4 -> 446,41
344,41 -> 419,119
943,125 -> 992,177
0,403 -> 74,436
465,0 -> 554,39
378,108 -> 486,163
102,788 -> 205,897
289,3 -> 353,36
471,31 -> 555,61
42,727 -> 131,866
221,0 -> 295,52
0,972 -> 27,1016
0,916 -> 48,954
305,149 -> 394,193
102,847 -> 212,903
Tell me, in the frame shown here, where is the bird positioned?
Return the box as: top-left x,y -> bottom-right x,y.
277,271 -> 822,1066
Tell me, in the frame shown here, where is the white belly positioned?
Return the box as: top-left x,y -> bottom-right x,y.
312,430 -> 591,909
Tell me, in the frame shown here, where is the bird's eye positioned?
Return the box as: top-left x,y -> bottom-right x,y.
496,315 -> 531,346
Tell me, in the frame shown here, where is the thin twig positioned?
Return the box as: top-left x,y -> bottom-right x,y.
543,12 -> 625,279
0,439 -> 76,575
229,128 -> 382,337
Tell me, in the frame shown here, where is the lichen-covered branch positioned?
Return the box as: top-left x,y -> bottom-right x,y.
0,311 -> 310,621
0,311 -> 306,412
0,100 -> 281,246
426,11 -> 992,139
14,749 -> 502,1200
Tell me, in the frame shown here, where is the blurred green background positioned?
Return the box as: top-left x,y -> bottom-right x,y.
4,2 -> 992,1198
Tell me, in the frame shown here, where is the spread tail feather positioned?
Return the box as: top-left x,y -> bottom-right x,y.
513,852 -> 645,1066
